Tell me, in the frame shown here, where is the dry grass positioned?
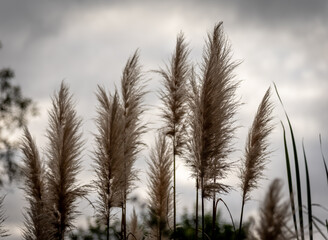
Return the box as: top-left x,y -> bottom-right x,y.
158,32 -> 190,235
93,87 -> 124,239
21,128 -> 47,240
147,133 -> 172,240
46,82 -> 85,240
128,208 -> 143,240
239,87 -> 274,232
120,51 -> 146,239
185,22 -> 239,238
248,179 -> 292,240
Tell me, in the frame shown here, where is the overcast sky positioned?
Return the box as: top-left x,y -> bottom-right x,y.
1,0 -> 327,239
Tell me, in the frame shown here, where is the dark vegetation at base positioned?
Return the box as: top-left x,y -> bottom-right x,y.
69,212 -> 248,240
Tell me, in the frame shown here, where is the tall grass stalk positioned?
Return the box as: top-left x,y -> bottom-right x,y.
120,51 -> 145,240
158,32 -> 189,238
21,128 -> 48,240
46,82 -> 85,240
94,88 -> 124,240
249,179 -> 291,240
239,88 -> 274,236
147,133 -> 172,240
186,22 -> 239,240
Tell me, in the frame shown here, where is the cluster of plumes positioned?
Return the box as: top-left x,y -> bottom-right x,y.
18,23 -> 276,240
240,88 -> 274,202
147,133 -> 172,240
187,22 -> 239,198
248,179 -> 292,240
21,83 -> 85,240
93,51 -> 145,239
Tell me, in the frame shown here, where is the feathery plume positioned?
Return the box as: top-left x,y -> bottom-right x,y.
120,51 -> 146,240
46,82 -> 85,240
158,32 -> 189,237
147,133 -> 172,240
185,22 -> 239,239
21,128 -> 48,240
249,179 -> 292,240
93,87 -> 124,240
0,196 -> 8,237
128,208 -> 143,240
239,87 -> 274,232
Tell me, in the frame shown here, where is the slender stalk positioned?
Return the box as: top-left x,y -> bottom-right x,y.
212,192 -> 216,239
195,177 -> 199,240
201,178 -> 205,240
173,134 -> 176,238
238,196 -> 245,238
120,51 -> 145,240
158,33 -> 189,238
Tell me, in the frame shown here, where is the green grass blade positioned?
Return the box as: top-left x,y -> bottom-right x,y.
274,83 -> 304,240
282,122 -> 299,239
303,141 -> 313,240
319,134 -> 328,186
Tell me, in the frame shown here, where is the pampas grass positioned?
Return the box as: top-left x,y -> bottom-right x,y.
147,133 -> 172,240
93,87 -> 124,240
120,51 -> 146,240
128,208 -> 143,240
158,32 -> 189,236
46,82 -> 85,240
248,179 -> 292,240
186,22 -> 239,239
21,128 -> 47,240
239,87 -> 274,233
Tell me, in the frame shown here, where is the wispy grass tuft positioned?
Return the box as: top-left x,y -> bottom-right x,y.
120,50 -> 146,240
239,87 -> 274,233
93,87 -> 124,240
46,82 -> 85,240
21,128 -> 48,240
128,208 -> 143,240
147,132 -> 172,240
249,179 -> 292,240
158,32 -> 189,237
